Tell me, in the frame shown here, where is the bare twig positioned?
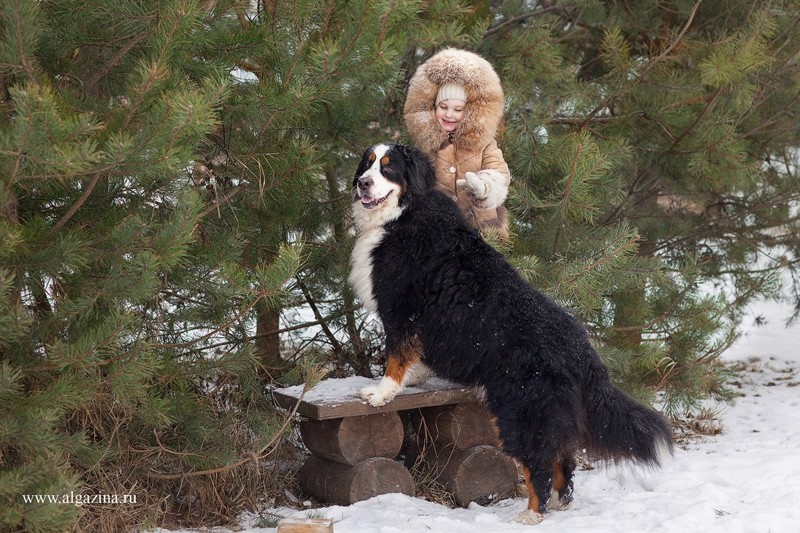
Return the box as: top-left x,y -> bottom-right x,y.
484,4 -> 562,38
48,173 -> 103,236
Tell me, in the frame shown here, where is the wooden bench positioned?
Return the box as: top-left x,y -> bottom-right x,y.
272,376 -> 518,507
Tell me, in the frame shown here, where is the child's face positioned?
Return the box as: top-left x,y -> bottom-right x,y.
435,100 -> 466,133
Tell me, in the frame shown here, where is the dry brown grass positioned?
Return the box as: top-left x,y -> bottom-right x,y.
404,413 -> 457,508
59,387 -> 311,533
70,433 -> 308,532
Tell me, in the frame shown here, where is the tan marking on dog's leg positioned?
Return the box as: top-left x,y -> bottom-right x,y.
513,465 -> 544,525
359,336 -> 422,407
520,465 -> 540,512
547,459 -> 573,511
384,350 -> 421,384
552,461 -> 566,493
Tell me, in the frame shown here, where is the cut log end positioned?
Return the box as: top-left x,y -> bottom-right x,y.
300,411 -> 404,465
276,517 -> 334,532
435,444 -> 518,507
299,455 -> 415,506
421,403 -> 501,450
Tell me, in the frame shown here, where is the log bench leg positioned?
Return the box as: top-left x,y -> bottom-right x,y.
295,403 -> 517,507
410,402 -> 519,507
435,444 -> 518,506
298,411 -> 413,505
420,402 -> 502,449
298,455 -> 414,506
300,411 -> 404,465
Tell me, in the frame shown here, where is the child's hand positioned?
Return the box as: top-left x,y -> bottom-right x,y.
459,171 -> 489,199
457,170 -> 508,209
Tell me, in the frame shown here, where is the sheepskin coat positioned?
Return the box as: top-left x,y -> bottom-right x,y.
403,48 -> 510,237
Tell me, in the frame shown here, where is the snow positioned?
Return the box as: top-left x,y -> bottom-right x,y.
158,298 -> 800,533
276,376 -> 469,406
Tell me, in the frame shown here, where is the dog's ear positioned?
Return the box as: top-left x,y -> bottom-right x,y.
399,145 -> 436,197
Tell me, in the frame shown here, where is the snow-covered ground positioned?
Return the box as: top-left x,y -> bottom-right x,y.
162,298 -> 800,533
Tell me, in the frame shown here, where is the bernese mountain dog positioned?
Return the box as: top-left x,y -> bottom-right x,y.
348,143 -> 673,525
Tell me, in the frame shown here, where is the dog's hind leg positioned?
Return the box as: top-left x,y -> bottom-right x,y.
548,457 -> 575,511
517,458 -> 577,520
515,463 -> 551,525
494,407 -> 574,523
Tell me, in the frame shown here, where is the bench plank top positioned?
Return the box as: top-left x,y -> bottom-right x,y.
272,376 -> 480,420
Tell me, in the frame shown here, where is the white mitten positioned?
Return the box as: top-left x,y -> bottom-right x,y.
456,169 -> 509,209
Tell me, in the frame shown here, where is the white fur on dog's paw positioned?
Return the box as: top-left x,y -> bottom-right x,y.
359,377 -> 402,406
546,489 -> 572,511
358,385 -> 393,407
547,498 -> 571,511
403,363 -> 432,387
358,385 -> 380,403
513,510 -> 545,525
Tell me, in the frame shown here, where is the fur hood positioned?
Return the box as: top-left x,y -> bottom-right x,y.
403,48 -> 505,154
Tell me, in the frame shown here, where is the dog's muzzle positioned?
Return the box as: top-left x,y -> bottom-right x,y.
357,176 -> 389,209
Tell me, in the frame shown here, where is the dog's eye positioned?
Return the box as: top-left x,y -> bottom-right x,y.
380,156 -> 395,173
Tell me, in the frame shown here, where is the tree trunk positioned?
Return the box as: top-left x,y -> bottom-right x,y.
255,303 -> 289,378
609,240 -> 655,350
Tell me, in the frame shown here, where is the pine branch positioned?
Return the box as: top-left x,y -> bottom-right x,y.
82,31 -> 148,95
178,308 -> 352,357
483,3 -> 562,38
152,293 -> 264,349
550,140 -> 584,257
6,0 -> 37,79
47,173 -> 102,236
579,0 -> 702,129
669,86 -> 724,149
146,380 -> 309,480
559,229 -> 639,290
199,183 -> 246,218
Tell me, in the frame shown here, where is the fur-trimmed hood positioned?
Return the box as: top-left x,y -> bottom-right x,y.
403,48 -> 505,154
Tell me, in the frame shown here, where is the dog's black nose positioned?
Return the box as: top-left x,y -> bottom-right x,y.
357,176 -> 373,191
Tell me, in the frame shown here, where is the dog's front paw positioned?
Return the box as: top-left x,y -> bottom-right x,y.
403,363 -> 432,387
358,385 -> 390,406
358,385 -> 380,402
513,509 -> 545,525
358,381 -> 397,407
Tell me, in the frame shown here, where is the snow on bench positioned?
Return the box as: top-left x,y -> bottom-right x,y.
271,376 -> 479,420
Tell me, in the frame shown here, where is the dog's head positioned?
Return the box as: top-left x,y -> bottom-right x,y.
351,143 -> 435,231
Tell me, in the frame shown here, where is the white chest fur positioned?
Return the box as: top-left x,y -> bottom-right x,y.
349,227 -> 385,314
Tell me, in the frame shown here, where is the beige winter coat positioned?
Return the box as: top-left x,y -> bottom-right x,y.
403,48 -> 510,237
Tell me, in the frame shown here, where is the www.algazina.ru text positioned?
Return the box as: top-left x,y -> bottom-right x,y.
22,492 -> 138,507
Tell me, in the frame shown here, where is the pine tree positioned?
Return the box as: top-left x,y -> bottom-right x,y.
0,0 -> 443,530
0,1 -> 308,530
475,0 -> 800,412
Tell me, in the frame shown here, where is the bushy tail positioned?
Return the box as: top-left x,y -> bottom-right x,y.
583,377 -> 673,466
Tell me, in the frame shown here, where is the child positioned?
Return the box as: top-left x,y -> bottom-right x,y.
403,48 -> 511,239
